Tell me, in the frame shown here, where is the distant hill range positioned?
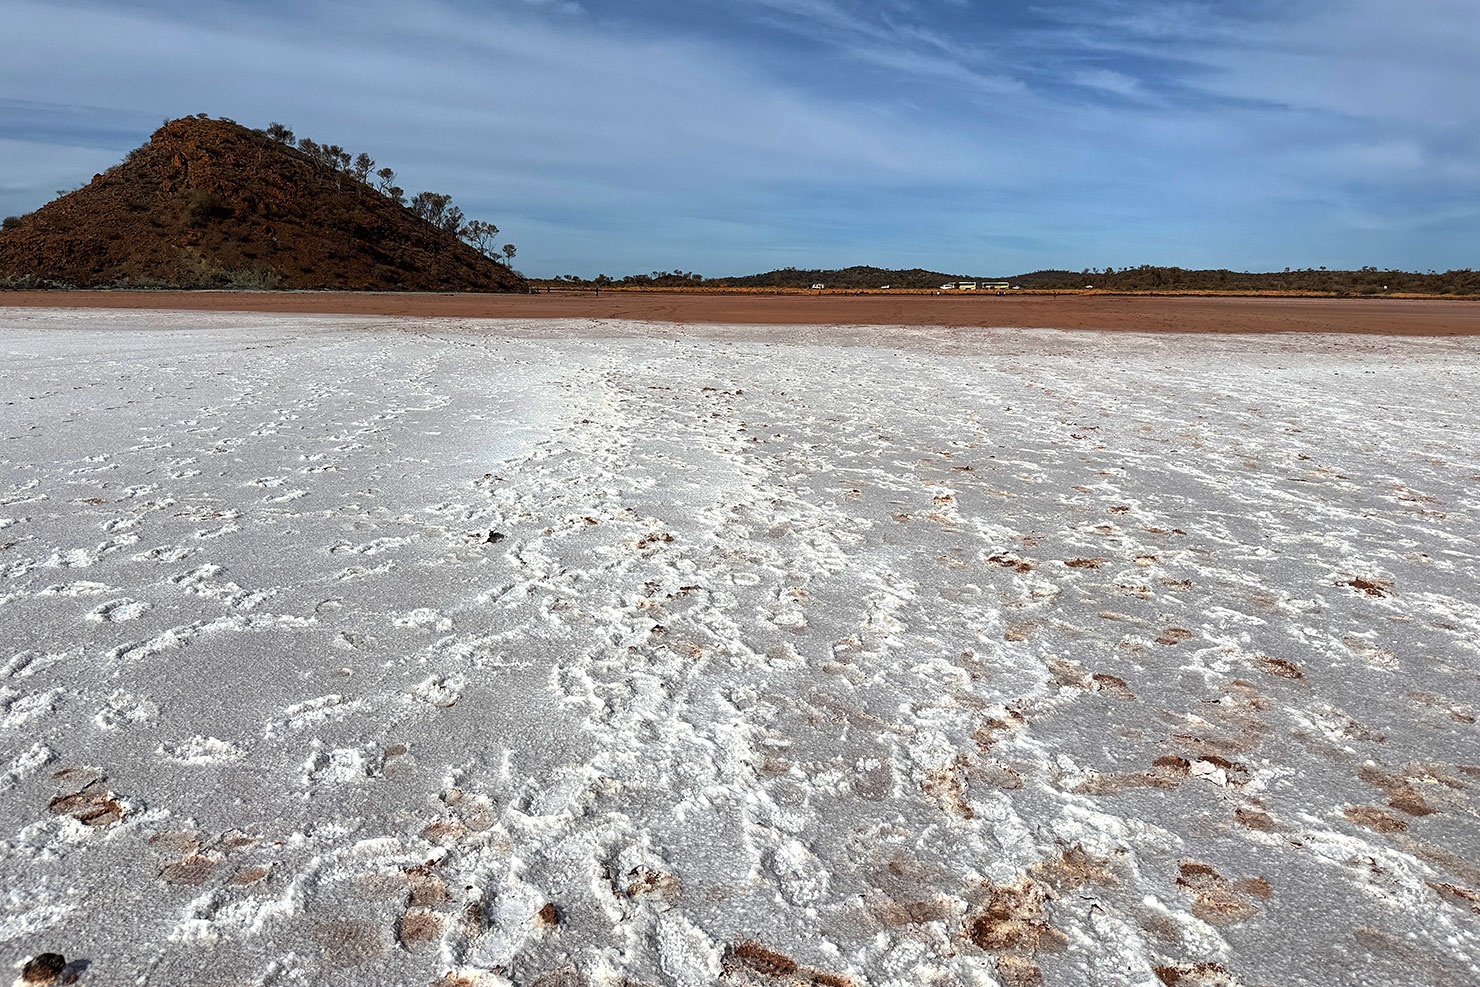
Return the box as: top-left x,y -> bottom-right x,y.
0,116 -> 524,292
556,264 -> 1478,295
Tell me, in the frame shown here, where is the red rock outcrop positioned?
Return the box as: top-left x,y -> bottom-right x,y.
0,116 -> 525,292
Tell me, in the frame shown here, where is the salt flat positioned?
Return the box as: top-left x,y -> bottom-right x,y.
0,309 -> 1477,987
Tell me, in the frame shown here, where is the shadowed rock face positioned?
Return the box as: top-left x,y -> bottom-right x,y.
0,117 -> 525,292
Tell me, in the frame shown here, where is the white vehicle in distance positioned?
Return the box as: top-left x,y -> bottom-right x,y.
810,283 -> 825,290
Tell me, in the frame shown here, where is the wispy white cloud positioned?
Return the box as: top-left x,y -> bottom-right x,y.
1072,68 -> 1144,99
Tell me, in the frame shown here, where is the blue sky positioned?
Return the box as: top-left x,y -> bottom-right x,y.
2,0 -> 1476,277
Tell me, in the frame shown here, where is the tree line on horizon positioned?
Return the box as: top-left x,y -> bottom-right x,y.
543,270 -> 705,288
1021,264 -> 1480,294
262,121 -> 515,269
534,264 -> 1479,294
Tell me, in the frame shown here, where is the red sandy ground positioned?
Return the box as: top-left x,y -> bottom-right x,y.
2,291 -> 1478,335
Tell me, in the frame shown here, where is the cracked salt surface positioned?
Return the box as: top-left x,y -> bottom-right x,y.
0,309 -> 1477,986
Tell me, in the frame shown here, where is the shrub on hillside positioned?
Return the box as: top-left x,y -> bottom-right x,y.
184,189 -> 228,225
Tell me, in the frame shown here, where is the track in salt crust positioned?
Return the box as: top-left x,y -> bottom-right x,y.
0,309 -> 1477,987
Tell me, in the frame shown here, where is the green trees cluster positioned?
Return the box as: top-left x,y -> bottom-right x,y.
541,270 -> 701,287
263,121 -> 516,266
618,270 -> 703,286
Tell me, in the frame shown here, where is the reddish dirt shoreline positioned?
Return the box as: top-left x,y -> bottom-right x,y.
2,290 -> 1478,334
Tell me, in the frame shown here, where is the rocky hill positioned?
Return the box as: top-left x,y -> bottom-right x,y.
0,116 -> 525,292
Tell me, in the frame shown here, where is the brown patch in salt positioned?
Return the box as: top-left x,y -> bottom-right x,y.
1153,962 -> 1236,986
870,894 -> 953,928
1075,771 -> 1179,795
228,864 -> 271,886
1153,755 -> 1192,778
218,829 -> 257,851
922,760 -> 974,819
1091,673 -> 1136,699
963,876 -> 1068,952
1233,806 -> 1278,831
1004,622 -> 1038,642
1407,690 -> 1475,725
1343,576 -> 1393,597
428,974 -> 484,987
1140,913 -> 1183,944
421,818 -> 468,843
159,853 -> 219,886
1174,861 -> 1269,925
398,909 -> 444,949
1030,845 -> 1116,891
624,866 -> 681,901
1357,762 -> 1436,817
970,760 -> 1026,790
1047,659 -> 1089,688
48,776 -> 125,828
1343,805 -> 1407,833
1155,627 -> 1194,646
1426,882 -> 1480,914
996,955 -> 1045,987
726,940 -> 855,986
405,865 -> 452,906
147,831 -> 202,856
972,711 -> 1025,752
1171,731 -> 1257,759
1255,655 -> 1304,680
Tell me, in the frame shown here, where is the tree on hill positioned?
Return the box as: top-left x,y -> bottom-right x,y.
502,243 -> 516,266
409,191 -> 466,237
270,122 -> 515,263
372,167 -> 405,205
262,123 -> 506,241
463,220 -> 500,258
